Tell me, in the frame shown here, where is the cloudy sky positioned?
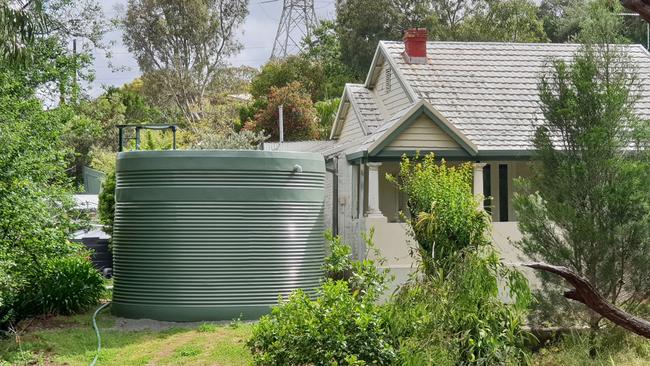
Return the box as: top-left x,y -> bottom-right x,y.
89,0 -> 336,97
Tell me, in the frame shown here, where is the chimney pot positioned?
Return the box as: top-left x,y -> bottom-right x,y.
403,28 -> 427,64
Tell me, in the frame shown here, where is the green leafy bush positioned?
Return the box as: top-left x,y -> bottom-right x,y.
387,153 -> 533,365
19,253 -> 105,316
388,250 -> 532,365
387,154 -> 491,275
0,69 -> 104,331
323,230 -> 391,299
248,233 -> 397,365
248,280 -> 397,366
98,170 -> 116,238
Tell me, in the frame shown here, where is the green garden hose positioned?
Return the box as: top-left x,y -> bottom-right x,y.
90,302 -> 111,366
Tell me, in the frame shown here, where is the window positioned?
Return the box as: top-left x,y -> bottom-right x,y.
499,164 -> 509,222
385,67 -> 391,93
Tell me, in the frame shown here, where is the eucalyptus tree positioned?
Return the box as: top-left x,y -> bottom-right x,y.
514,3 -> 650,330
0,0 -> 45,63
122,0 -> 249,130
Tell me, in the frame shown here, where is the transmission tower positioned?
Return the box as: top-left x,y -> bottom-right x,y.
271,0 -> 318,59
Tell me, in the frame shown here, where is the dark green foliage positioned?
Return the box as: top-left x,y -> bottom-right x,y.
388,153 -> 533,365
248,233 -> 396,365
0,69 -> 103,331
0,1 -> 45,64
388,250 -> 533,365
322,230 -> 392,299
302,20 -> 354,98
98,171 -> 116,238
460,0 -> 547,42
336,0 -> 401,80
513,38 -> 650,327
19,253 -> 104,316
248,281 -> 397,366
250,56 -> 326,102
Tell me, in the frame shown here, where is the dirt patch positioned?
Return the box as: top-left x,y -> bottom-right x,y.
16,315 -> 81,332
110,317 -> 256,332
110,317 -> 234,332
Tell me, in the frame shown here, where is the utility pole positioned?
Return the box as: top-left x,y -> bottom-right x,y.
271,0 -> 318,59
278,104 -> 284,145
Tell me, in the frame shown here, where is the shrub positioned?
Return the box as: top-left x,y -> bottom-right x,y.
98,169 -> 116,238
388,249 -> 532,365
253,81 -> 319,141
387,154 -> 491,276
248,232 -> 396,365
19,252 -> 104,316
248,280 -> 397,366
387,153 -> 533,365
323,230 -> 391,299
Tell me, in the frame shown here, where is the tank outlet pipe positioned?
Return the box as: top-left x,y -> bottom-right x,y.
293,164 -> 303,173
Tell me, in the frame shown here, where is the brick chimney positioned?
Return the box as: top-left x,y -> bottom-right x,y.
402,28 -> 428,64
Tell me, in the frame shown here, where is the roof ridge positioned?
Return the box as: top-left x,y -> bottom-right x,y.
380,40 -> 646,48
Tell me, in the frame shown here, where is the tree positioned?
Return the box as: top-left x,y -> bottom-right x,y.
122,0 -> 249,128
250,56 -> 326,102
314,98 -> 340,138
428,0 -> 484,39
0,0 -> 46,63
336,0 -> 401,79
387,154 -> 532,364
302,20 -> 353,99
537,0 -> 583,42
252,82 -> 319,141
620,0 -> 650,22
513,33 -> 650,329
461,0 -> 548,42
0,66 -> 102,329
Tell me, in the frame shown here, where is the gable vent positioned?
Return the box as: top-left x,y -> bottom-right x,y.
385,67 -> 391,93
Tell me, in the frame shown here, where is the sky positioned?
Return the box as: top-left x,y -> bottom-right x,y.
88,0 -> 336,97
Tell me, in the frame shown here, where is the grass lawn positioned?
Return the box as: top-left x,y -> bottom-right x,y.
531,329 -> 650,366
0,306 -> 253,366
1,305 -> 648,366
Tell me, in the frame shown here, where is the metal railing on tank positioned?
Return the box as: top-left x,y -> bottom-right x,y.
116,124 -> 179,152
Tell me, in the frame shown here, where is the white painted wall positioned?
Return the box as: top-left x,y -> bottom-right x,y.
373,61 -> 411,117
339,107 -> 365,143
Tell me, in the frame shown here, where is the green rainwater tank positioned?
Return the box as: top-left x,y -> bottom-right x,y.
111,150 -> 325,321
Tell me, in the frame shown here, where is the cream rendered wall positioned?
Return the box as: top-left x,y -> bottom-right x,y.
373,60 -> 412,116
378,162 -> 401,222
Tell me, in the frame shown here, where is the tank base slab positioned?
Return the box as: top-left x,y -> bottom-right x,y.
111,302 -> 273,321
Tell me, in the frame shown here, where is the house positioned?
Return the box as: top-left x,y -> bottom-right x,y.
265,29 -> 650,287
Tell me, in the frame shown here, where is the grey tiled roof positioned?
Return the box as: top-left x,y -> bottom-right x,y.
347,84 -> 383,132
381,41 -> 650,151
354,103 -> 416,153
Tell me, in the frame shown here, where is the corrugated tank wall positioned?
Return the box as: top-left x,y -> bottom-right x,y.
111,150 -> 326,321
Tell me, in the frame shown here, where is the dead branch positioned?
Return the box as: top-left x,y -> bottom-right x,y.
621,0 -> 650,22
523,262 -> 650,339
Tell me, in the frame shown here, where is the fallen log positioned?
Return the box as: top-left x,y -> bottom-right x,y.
523,262 -> 650,339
